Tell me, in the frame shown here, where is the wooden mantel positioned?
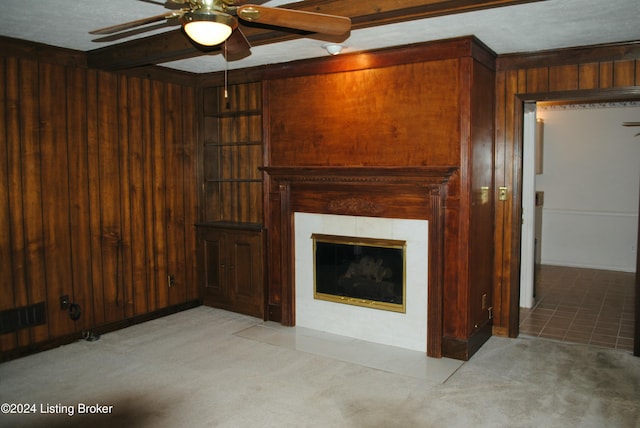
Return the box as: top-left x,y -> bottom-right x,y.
261,166 -> 457,358
261,166 -> 457,185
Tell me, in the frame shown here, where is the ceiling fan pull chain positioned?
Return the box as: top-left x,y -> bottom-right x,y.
224,40 -> 230,110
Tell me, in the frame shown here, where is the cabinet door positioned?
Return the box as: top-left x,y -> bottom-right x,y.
227,231 -> 264,318
199,227 -> 264,319
201,230 -> 232,308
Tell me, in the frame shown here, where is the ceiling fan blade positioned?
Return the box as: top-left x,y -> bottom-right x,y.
223,28 -> 252,61
237,5 -> 351,36
92,21 -> 178,42
89,11 -> 183,35
622,122 -> 640,126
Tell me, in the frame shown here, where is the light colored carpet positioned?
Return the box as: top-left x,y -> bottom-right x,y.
1,306 -> 639,427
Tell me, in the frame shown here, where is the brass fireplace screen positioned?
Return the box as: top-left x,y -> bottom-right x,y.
312,234 -> 406,313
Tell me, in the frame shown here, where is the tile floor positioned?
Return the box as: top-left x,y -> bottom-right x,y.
519,265 -> 636,352
235,322 -> 464,383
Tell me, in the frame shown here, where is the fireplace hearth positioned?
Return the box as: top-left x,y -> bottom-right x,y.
313,234 -> 406,313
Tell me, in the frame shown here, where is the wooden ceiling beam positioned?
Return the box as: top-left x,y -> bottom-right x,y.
87,0 -> 542,71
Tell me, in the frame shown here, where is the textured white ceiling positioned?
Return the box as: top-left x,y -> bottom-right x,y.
0,0 -> 638,73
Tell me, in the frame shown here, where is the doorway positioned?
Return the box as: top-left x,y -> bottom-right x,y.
518,100 -> 640,353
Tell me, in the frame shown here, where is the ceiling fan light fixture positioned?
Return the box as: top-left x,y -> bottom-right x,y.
181,11 -> 237,46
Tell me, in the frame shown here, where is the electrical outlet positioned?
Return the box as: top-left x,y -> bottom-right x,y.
168,274 -> 175,287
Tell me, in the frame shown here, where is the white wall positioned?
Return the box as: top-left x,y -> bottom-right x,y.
535,103 -> 640,272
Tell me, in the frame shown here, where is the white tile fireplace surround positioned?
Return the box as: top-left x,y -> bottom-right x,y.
294,213 -> 428,352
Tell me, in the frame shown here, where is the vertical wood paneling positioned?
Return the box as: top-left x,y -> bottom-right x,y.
127,76 -> 150,316
142,78 -> 158,313
549,65 -> 578,92
526,67 -> 548,93
181,86 -> 198,302
613,59 -> 636,87
65,66 -> 93,332
97,71 -> 124,324
165,83 -> 187,305
0,57 -> 17,352
599,62 -> 613,88
1,49 -> 198,357
19,58 -> 48,344
118,74 -> 133,318
578,63 -> 599,90
39,61 -> 74,338
6,58 -> 30,349
151,80 -> 169,310
87,69 -> 104,327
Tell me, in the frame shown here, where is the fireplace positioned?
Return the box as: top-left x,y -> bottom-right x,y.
295,213 -> 428,352
262,166 -> 455,357
312,234 -> 406,313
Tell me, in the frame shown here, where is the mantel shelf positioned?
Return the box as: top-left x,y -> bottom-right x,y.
260,166 -> 458,185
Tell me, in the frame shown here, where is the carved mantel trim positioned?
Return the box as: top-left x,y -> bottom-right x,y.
261,166 -> 457,186
261,165 -> 457,358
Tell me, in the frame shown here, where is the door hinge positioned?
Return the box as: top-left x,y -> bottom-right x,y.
488,307 -> 493,320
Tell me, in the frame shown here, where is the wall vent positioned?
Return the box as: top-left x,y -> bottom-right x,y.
0,302 -> 46,334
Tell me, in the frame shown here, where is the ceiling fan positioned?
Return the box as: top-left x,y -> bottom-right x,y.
90,0 -> 351,58
623,122 -> 640,137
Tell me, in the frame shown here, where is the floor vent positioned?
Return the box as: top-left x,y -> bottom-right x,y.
0,302 -> 46,334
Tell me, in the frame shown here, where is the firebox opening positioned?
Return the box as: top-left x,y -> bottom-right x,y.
312,234 -> 406,313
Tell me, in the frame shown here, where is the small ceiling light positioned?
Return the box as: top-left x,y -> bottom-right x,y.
181,11 -> 237,46
323,44 -> 345,55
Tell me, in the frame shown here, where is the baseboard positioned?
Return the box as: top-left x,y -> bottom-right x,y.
267,304 -> 282,323
0,299 -> 201,363
492,326 -> 509,337
442,322 -> 492,361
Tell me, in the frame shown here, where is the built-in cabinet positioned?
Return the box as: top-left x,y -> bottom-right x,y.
198,82 -> 265,318
198,225 -> 264,318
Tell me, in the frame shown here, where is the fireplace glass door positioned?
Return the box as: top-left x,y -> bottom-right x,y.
312,234 -> 406,313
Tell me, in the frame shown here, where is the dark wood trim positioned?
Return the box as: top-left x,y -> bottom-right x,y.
497,40 -> 640,71
428,186 -> 447,358
506,89 -> 640,342
519,87 -> 640,103
443,321 -> 492,360
0,36 -> 86,68
0,36 -> 199,86
198,36 -> 495,87
117,65 -> 199,87
258,37 -> 496,81
0,300 -> 201,363
636,177 -> 640,357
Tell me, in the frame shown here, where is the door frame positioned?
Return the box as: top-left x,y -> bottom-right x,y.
636,177 -> 640,357
507,88 -> 640,355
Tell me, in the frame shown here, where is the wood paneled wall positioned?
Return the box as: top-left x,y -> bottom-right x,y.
267,59 -> 461,167
493,42 -> 640,337
0,52 -> 199,358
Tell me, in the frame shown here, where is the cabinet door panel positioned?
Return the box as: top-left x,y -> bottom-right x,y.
229,232 -> 264,317
204,237 -> 223,293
